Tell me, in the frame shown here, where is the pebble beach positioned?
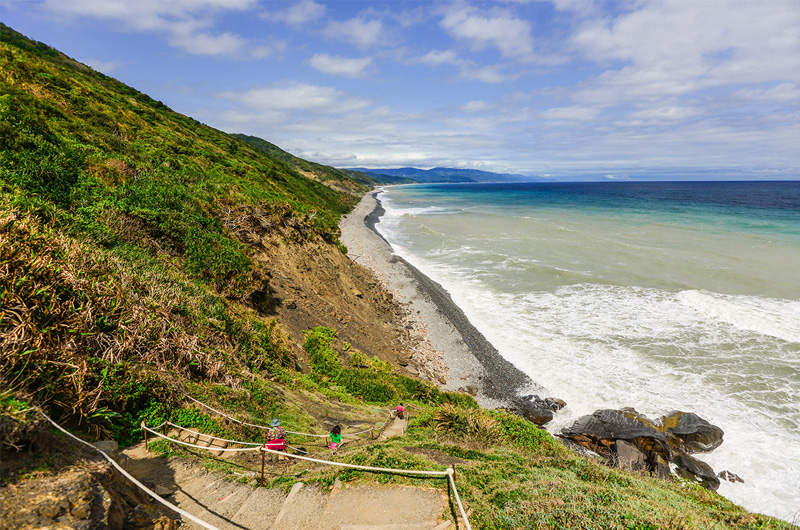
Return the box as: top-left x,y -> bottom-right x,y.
339,190 -> 536,405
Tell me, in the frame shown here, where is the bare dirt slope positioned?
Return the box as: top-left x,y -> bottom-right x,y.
221,204 -> 424,374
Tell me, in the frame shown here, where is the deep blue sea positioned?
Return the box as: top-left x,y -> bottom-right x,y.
375,181 -> 800,522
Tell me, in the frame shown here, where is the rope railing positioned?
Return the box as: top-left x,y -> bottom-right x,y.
184,394 -> 397,439
163,421 -> 263,446
448,471 -> 473,530
141,422 -> 261,453
256,442 -> 472,528
142,418 -> 471,529
37,409 -> 224,530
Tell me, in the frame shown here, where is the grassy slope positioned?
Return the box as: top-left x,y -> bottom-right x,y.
0,24 -> 795,530
0,21 -> 363,437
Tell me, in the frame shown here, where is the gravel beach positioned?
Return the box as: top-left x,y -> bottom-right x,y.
340,190 -> 538,404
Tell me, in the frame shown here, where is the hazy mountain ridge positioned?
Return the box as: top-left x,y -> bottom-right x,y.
349,166 -> 548,184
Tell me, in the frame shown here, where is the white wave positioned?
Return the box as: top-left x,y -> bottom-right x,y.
377,184 -> 800,521
410,275 -> 800,521
678,290 -> 800,344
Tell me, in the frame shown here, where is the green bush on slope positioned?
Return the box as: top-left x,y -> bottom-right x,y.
302,326 -> 478,408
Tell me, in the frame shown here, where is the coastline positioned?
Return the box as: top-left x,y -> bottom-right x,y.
340,189 -> 537,404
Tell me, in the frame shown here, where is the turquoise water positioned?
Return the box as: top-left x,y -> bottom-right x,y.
376,181 -> 800,521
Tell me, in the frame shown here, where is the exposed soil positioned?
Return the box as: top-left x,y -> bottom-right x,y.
221,203 -> 435,379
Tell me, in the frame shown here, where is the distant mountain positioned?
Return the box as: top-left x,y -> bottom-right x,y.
347,167 -> 547,184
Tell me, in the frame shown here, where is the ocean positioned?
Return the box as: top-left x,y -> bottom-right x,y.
373,181 -> 800,522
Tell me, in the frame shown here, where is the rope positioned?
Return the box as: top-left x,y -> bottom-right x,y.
141,423 -> 261,453
258,445 -> 472,527
185,395 -> 327,437
259,445 -> 449,477
185,394 -> 393,439
448,471 -> 473,530
184,395 -> 274,431
145,417 -> 472,529
164,422 -> 262,447
346,412 -> 394,436
37,409 -> 223,530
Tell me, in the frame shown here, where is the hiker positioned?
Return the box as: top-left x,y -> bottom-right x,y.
329,425 -> 342,451
267,418 -> 287,451
395,403 -> 404,419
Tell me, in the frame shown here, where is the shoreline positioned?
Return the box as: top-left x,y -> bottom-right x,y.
340,190 -> 538,404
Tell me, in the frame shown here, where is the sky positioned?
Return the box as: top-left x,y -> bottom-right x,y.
2,0 -> 800,179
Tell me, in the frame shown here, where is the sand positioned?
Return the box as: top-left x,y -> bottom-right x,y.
339,190 -> 538,405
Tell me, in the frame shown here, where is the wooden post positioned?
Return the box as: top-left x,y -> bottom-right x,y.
261,445 -> 266,487
144,427 -> 149,451
452,464 -> 456,480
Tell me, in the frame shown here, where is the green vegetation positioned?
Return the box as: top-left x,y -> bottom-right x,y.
302,326 -> 479,407
0,23 -> 795,530
0,22 -> 357,440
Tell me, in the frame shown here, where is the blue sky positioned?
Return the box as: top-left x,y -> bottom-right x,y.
2,0 -> 800,179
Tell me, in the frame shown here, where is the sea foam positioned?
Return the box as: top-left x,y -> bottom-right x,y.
375,182 -> 800,521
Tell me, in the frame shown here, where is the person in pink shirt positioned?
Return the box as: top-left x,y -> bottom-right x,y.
395,403 -> 404,419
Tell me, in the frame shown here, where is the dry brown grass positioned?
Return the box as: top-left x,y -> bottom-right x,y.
0,207 -> 231,434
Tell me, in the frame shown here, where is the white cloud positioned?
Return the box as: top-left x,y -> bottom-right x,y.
417,49 -> 464,67
414,49 -> 517,84
42,0 -> 256,31
541,105 -> 598,121
168,28 -> 246,57
628,106 -> 700,123
570,0 -> 800,107
309,54 -> 372,78
218,82 -> 372,114
84,59 -> 123,73
460,100 -> 496,113
324,17 -> 384,49
41,0 -> 260,57
733,83 -> 800,103
458,63 -> 517,84
267,0 -> 325,25
441,2 -> 534,59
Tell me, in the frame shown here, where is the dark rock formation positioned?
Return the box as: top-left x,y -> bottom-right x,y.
659,411 -> 724,453
558,408 -> 725,491
506,394 -> 567,426
718,469 -> 744,483
674,453 -> 721,491
559,408 -> 673,460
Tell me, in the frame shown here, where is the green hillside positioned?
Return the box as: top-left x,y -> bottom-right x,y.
0,21 -> 368,434
0,24 -> 796,530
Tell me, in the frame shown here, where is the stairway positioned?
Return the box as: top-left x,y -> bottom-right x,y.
120,442 -> 452,530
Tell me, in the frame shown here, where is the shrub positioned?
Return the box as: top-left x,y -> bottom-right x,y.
335,368 -> 399,404
433,404 -> 501,445
303,327 -> 342,376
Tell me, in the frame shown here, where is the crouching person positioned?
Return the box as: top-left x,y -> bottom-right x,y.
267,418 -> 287,459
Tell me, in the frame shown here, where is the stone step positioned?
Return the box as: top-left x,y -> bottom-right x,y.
229,487 -> 285,530
272,482 -> 328,530
338,522 -> 440,530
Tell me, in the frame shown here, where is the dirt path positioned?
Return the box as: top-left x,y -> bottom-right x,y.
120,439 -> 454,530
